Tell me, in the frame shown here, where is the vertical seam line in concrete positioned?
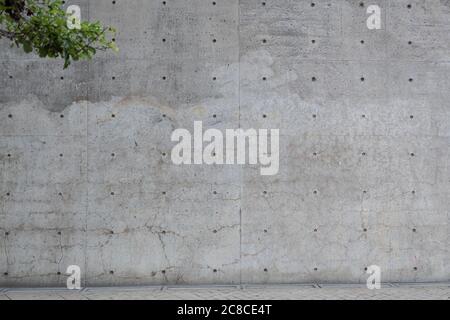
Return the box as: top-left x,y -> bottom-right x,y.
83,0 -> 90,289
384,0 -> 388,66
238,0 -> 241,130
340,0 -> 343,37
238,0 -> 242,287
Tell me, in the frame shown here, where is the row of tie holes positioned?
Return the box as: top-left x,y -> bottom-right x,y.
2,266 -> 420,277
1,227 -> 419,235
1,148 -> 419,168
4,111 -> 419,120
109,1 -> 415,10
2,267 -> 421,277
1,151 -> 419,160
6,75 -> 418,81
264,2 -> 414,9
3,189 -> 419,198
2,188 -> 419,196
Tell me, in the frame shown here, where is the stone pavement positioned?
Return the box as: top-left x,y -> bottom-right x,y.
0,283 -> 449,300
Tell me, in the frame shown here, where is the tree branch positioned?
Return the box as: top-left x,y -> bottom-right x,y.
0,28 -> 16,39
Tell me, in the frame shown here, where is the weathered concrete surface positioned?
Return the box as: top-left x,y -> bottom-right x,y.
0,0 -> 449,286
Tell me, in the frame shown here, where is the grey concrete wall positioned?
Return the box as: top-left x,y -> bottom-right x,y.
0,0 -> 449,287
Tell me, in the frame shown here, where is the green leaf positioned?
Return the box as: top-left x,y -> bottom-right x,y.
23,41 -> 32,53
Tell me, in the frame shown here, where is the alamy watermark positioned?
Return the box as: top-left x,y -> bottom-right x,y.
366,5 -> 382,30
171,121 -> 280,176
66,265 -> 81,290
366,265 -> 381,290
66,5 -> 81,30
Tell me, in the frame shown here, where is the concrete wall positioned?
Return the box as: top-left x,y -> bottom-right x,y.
0,0 -> 449,287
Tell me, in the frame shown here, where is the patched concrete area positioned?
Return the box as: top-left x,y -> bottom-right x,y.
0,0 -> 449,287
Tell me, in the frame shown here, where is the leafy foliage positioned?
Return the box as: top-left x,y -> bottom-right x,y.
0,0 -> 117,68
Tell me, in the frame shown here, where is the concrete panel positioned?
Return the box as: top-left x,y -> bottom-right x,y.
0,0 -> 448,286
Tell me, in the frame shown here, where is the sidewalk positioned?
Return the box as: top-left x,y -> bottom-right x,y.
1,283 -> 449,300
